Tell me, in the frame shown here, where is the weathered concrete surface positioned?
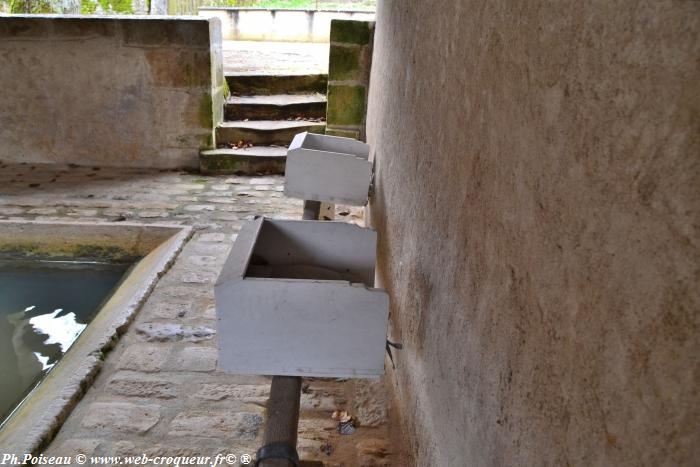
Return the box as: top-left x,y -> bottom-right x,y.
0,163 -> 399,466
366,1 -> 699,466
0,16 -> 225,168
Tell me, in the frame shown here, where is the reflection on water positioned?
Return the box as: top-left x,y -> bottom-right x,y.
29,308 -> 86,367
0,259 -> 133,425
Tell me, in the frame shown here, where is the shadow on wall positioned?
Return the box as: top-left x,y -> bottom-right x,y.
366,1 -> 699,466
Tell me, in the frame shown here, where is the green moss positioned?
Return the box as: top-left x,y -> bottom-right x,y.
330,19 -> 372,45
326,85 -> 366,125
0,243 -> 42,256
308,124 -> 326,135
201,132 -> 214,150
0,243 -> 138,263
326,128 -> 360,139
200,154 -> 250,174
329,45 -> 362,81
71,244 -> 138,262
199,93 -> 213,128
199,152 -> 285,175
223,78 -> 231,100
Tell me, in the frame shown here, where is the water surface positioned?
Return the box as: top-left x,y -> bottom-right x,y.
0,259 -> 132,424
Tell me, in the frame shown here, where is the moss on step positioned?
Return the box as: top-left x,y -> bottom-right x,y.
200,153 -> 286,175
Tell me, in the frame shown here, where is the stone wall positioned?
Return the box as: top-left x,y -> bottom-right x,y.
366,1 -> 699,466
325,19 -> 373,141
0,15 -> 224,168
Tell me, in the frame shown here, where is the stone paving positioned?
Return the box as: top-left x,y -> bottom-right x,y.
223,41 -> 329,75
0,162 -> 394,467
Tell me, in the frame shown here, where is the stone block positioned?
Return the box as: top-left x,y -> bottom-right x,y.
196,384 -> 269,403
49,439 -> 101,457
178,346 -> 218,371
330,19 -> 372,45
329,45 -> 363,81
82,402 -> 161,434
327,85 -> 366,126
106,375 -> 178,399
145,49 -> 211,89
135,323 -> 215,342
179,270 -> 218,284
354,379 -> 388,427
168,411 -> 262,439
117,344 -> 169,373
138,210 -> 169,218
144,299 -> 192,319
0,18 -> 53,38
121,19 -> 209,48
57,18 -> 118,38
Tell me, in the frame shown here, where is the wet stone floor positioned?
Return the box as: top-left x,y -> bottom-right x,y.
0,163 -> 393,467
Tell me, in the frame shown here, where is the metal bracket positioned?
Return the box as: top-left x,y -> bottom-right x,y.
386,340 -> 403,369
255,442 -> 300,467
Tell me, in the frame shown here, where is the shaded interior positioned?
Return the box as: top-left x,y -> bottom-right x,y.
245,222 -> 367,284
301,133 -> 369,159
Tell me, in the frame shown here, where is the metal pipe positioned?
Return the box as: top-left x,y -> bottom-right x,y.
258,376 -> 302,467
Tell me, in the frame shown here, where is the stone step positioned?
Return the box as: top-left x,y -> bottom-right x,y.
199,146 -> 287,175
216,120 -> 326,146
224,94 -> 327,121
227,74 -> 327,95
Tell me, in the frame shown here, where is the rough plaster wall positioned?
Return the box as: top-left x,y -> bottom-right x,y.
0,16 -> 224,168
366,1 -> 699,466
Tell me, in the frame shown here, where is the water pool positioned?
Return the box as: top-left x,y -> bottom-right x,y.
0,259 -> 134,425
0,221 -> 191,455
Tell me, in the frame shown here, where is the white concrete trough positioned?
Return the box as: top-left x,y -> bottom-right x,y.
284,132 -> 372,206
215,217 -> 389,378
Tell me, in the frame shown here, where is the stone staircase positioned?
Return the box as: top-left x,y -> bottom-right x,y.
200,74 -> 327,175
